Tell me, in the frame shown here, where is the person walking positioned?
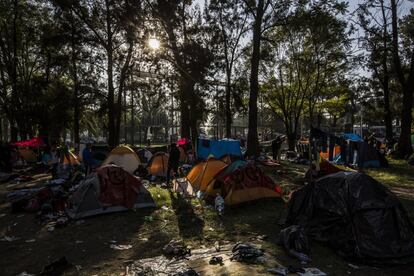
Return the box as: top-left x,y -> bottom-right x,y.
166,143 -> 180,185
272,136 -> 283,162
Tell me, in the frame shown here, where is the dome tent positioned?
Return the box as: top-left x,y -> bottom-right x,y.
148,152 -> 169,177
102,145 -> 141,174
67,165 -> 155,219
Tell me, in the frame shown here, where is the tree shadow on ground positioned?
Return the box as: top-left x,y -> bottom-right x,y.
169,190 -> 204,239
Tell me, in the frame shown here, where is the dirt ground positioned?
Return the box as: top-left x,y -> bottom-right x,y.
1,160 -> 414,275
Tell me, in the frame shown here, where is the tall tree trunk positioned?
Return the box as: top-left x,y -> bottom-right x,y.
246,0 -> 265,157
10,0 -> 18,141
225,78 -> 232,138
106,0 -> 116,147
179,78 -> 191,139
380,0 -> 393,142
130,87 -> 134,145
391,0 -> 413,157
71,15 -> 80,150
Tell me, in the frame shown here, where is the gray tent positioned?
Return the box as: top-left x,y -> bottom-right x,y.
67,167 -> 156,219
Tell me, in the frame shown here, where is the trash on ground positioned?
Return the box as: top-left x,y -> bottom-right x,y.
163,239 -> 191,257
0,235 -> 20,242
348,263 -> 359,269
267,267 -> 288,275
209,256 -> 223,265
110,244 -> 133,250
126,255 -> 196,275
230,243 -> 264,263
214,194 -> 224,215
16,272 -> 35,276
298,267 -> 327,276
144,216 -> 154,222
25,239 -> 36,243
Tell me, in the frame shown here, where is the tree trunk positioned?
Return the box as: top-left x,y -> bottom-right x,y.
179,78 -> 191,139
391,0 -> 413,157
225,78 -> 232,138
380,0 -> 393,142
71,15 -> 80,150
106,0 -> 116,147
10,0 -> 18,141
246,0 -> 265,157
130,88 -> 135,145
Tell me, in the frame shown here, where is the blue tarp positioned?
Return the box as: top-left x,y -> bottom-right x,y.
197,138 -> 242,159
343,133 -> 364,142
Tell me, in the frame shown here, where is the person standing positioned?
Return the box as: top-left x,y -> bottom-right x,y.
166,143 -> 180,185
272,136 -> 282,162
82,143 -> 93,176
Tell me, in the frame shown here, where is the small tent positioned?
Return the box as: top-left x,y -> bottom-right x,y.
137,148 -> 153,164
204,160 -> 247,197
215,163 -> 282,205
148,152 -> 169,177
285,171 -> 414,264
63,151 -> 81,166
102,145 -> 141,174
67,165 -> 155,219
186,158 -> 228,192
197,139 -> 242,159
18,148 -> 38,163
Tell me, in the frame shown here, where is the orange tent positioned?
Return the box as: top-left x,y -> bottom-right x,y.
187,158 -> 228,192
148,152 -> 169,177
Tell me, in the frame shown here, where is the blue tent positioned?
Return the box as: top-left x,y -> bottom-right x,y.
343,133 -> 363,142
197,138 -> 242,159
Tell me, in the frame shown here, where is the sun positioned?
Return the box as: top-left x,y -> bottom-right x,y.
148,37 -> 160,50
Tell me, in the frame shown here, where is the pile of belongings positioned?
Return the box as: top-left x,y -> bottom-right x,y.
230,243 -> 264,263
282,171 -> 414,264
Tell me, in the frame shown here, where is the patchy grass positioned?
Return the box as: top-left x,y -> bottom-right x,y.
365,158 -> 414,188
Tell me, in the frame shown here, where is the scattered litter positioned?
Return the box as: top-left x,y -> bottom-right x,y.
0,235 -> 20,242
47,226 -> 55,232
256,256 -> 267,264
127,255 -> 195,275
138,237 -> 148,242
214,241 -> 220,252
267,267 -> 288,275
161,206 -> 170,211
0,213 -> 6,218
287,265 -> 305,273
214,194 -> 225,215
230,243 -> 264,263
75,240 -> 83,244
25,239 -> 36,243
110,244 -> 133,250
144,216 -> 154,222
16,272 -> 35,276
348,263 -> 359,269
209,256 -> 223,265
75,265 -> 82,271
298,268 -> 327,276
163,239 -> 191,257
